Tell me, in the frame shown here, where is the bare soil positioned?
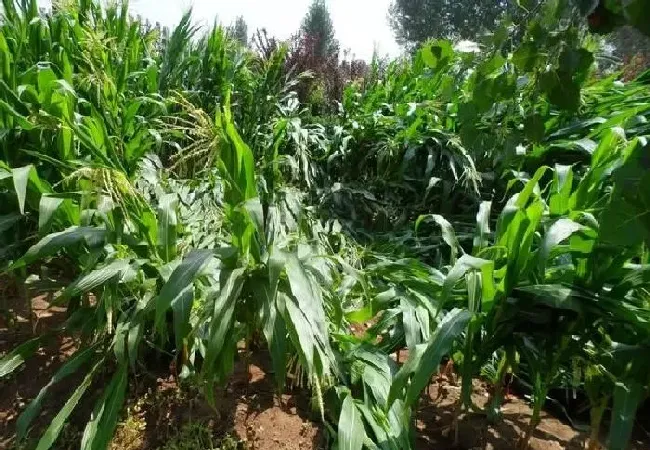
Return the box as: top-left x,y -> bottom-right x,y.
1,289 -> 649,450
121,354 -> 325,450
0,286 -> 82,449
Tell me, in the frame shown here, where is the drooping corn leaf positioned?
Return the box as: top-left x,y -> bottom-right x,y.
154,249 -> 214,333
202,267 -> 246,406
442,255 -> 495,311
80,362 -> 128,450
415,213 -> 461,264
17,345 -> 98,439
11,226 -> 107,269
12,165 -> 34,215
0,337 -> 41,378
35,360 -> 103,450
38,196 -> 65,232
260,250 -> 287,389
283,253 -> 335,376
58,259 -> 131,303
388,308 -> 471,408
338,395 -> 365,450
539,218 -> 583,274
171,286 -> 194,351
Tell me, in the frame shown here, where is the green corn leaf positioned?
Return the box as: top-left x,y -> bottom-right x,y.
37,66 -> 57,103
401,298 -> 420,349
11,226 -> 106,269
0,37 -> 15,91
35,359 -> 103,450
607,381 -> 644,450
17,346 -> 97,439
68,119 -> 114,168
0,213 -> 21,233
218,95 -> 258,204
610,264 -> 650,298
515,166 -> 548,208
362,364 -> 392,409
127,316 -> 144,369
387,399 -> 412,447
510,200 -> 545,288
0,165 -> 11,181
12,165 -> 33,215
0,98 -> 34,130
388,308 -> 471,408
171,286 -> 193,350
157,193 -> 179,263
472,201 -> 492,254
38,196 -> 65,232
10,164 -> 50,216
280,292 -> 315,372
356,403 -> 392,449
345,304 -> 373,324
285,253 -> 328,338
202,268 -> 246,405
415,214 -> 461,264
549,165 -> 573,216
154,249 -> 214,333
0,337 -> 41,378
113,318 -> 129,365
515,284 -> 583,312
539,218 -> 583,274
442,255 -> 495,310
80,362 -> 128,450
338,395 -> 365,450
600,138 -> 650,248
58,259 -> 131,303
405,308 -> 471,407
261,251 -> 287,389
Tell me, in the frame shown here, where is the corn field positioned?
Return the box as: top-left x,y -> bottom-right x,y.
0,0 -> 649,449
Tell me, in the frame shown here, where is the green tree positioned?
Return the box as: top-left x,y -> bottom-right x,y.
232,15 -> 248,46
388,0 -> 529,47
300,0 -> 339,61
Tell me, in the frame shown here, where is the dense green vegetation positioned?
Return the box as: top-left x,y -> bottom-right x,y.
0,1 -> 649,449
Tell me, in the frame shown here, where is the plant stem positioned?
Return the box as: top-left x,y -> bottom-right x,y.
453,398 -> 462,447
518,385 -> 546,450
19,267 -> 33,333
487,353 -> 509,423
587,398 -> 607,450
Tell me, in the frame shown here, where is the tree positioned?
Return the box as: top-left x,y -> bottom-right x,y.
388,0 -> 528,47
609,26 -> 650,79
300,0 -> 339,61
286,0 -> 342,111
232,16 -> 248,46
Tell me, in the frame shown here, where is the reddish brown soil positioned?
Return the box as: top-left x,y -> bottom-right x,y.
0,288 -> 82,450
121,354 -> 325,450
414,378 -> 586,450
226,357 -> 324,450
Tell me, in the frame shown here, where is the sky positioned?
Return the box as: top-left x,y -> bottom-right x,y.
39,0 -> 401,60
